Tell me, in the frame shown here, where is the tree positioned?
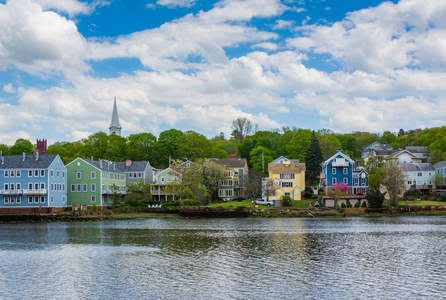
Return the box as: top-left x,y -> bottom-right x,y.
431,172 -> 444,189
381,160 -> 406,206
153,129 -> 183,167
286,129 -> 312,162
231,116 -> 253,141
281,195 -> 293,206
178,130 -> 214,160
305,131 -> 323,186
380,131 -> 397,145
9,139 -> 34,155
327,182 -> 349,208
366,184 -> 386,208
398,129 -> 405,137
319,134 -> 341,160
126,133 -> 157,161
125,180 -> 153,210
110,184 -> 123,208
245,170 -> 263,200
249,146 -> 274,174
0,144 -> 9,155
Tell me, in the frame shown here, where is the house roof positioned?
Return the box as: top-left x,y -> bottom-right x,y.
209,158 -> 247,168
0,154 -> 59,169
322,150 -> 355,166
268,162 -> 306,174
270,156 -> 299,164
434,161 -> 446,168
400,163 -> 435,172
406,146 -> 428,153
115,160 -> 151,172
373,149 -> 399,156
78,158 -> 125,174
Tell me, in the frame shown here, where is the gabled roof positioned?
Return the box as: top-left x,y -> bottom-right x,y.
434,161 -> 446,168
373,149 -> 399,156
0,154 -> 59,169
406,146 -> 428,154
209,158 -> 247,168
322,150 -> 355,166
268,161 -> 305,174
270,156 -> 299,164
115,161 -> 151,172
388,149 -> 420,159
400,163 -> 435,172
69,158 -> 125,174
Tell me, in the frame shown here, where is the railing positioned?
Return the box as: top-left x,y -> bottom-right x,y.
0,189 -> 23,195
102,189 -> 126,195
23,189 -> 47,195
332,161 -> 349,167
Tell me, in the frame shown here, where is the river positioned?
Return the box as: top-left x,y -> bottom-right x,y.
1,217 -> 445,299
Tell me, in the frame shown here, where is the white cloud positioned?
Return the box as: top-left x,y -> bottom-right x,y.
251,42 -> 278,50
156,0 -> 198,8
273,20 -> 295,30
67,130 -> 93,141
0,0 -> 88,75
287,0 -> 446,72
32,0 -> 95,16
3,83 -> 16,93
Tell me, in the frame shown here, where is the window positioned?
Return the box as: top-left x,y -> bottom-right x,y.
51,196 -> 54,203
343,178 -> 348,184
103,195 -> 108,203
28,196 -> 33,203
28,183 -> 33,190
10,196 -> 15,204
34,183 -> 38,190
41,183 -> 45,190
34,170 -> 39,177
16,183 -> 21,190
63,184 -> 65,191
34,196 -> 39,203
332,178 -> 337,185
10,170 -> 14,177
76,172 -> 81,179
51,183 -> 53,191
77,184 -> 81,192
343,168 -> 348,174
138,173 -> 142,178
109,174 -> 113,179
362,178 -> 366,185
354,178 -> 359,185
4,170 -> 8,177
280,173 -> 295,179
234,170 -> 239,175
40,196 -> 45,203
161,177 -> 165,182
91,195 -> 96,203
129,173 -> 132,178
4,196 -> 9,204
16,197 -> 21,204
83,184 -> 87,192
408,180 -> 412,185
16,170 -> 20,177
40,170 -> 45,177
418,172 -> 422,177
50,170 -> 54,177
332,168 -> 336,174
91,172 -> 96,179
234,179 -> 239,186
62,171 -> 65,178
56,170 -> 59,177
102,184 -> 106,191
77,162 -> 81,167
71,184 -> 75,192
281,182 -> 293,188
4,184 -> 8,191
63,196 -> 65,203
28,170 -> 33,177
285,192 -> 290,197
91,184 -> 96,192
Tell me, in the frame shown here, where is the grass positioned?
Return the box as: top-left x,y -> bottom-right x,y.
398,200 -> 446,206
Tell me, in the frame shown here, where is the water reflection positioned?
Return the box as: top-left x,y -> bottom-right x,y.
1,217 -> 446,299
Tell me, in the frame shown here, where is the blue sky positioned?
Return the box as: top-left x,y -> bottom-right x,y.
0,0 -> 445,145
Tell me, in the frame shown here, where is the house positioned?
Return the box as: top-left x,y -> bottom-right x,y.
320,150 -> 368,195
209,158 -> 248,201
434,161 -> 446,188
151,167 -> 183,201
402,163 -> 435,195
262,156 -> 305,204
176,160 -> 193,172
0,152 -> 67,213
361,142 -> 392,158
115,160 -> 153,184
66,158 -> 126,208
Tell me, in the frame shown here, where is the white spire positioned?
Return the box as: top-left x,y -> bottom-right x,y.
109,97 -> 122,136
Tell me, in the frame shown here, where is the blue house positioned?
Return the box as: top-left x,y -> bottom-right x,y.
320,150 -> 368,195
0,152 -> 67,213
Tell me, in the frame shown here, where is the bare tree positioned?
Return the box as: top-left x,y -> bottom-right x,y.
381,160 -> 406,206
231,117 -> 253,141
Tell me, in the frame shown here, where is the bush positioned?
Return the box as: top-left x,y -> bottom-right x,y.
347,202 -> 352,208
354,202 -> 360,208
361,201 -> 367,208
236,197 -> 245,201
304,187 -> 314,199
404,188 -> 421,199
281,195 -> 293,207
341,203 -> 347,208
161,200 -> 181,212
124,199 -> 150,212
92,203 -> 98,212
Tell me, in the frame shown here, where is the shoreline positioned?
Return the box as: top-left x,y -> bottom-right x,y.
1,206 -> 446,223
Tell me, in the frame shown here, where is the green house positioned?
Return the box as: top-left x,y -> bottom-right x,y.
66,158 -> 126,208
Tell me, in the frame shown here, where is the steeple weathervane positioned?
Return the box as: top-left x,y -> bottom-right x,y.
109,97 -> 122,136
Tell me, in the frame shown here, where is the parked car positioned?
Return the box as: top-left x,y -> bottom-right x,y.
252,199 -> 274,207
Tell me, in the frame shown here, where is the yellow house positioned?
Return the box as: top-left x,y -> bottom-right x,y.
265,156 -> 306,201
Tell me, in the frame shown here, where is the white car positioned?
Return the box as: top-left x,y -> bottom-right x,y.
252,199 -> 274,207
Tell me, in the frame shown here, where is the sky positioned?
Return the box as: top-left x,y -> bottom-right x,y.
1,0 -> 446,145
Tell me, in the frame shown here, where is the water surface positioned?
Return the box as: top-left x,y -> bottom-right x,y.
1,217 -> 445,299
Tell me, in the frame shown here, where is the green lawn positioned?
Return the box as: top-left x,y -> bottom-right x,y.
398,200 -> 446,206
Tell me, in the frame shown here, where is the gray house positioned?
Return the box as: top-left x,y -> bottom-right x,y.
115,160 -> 153,184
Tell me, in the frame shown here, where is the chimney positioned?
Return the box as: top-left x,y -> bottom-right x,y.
113,163 -> 115,170
36,150 -> 39,161
126,160 -> 132,167
1,151 -> 3,165
100,160 -> 103,168
91,156 -> 93,161
23,151 -> 26,161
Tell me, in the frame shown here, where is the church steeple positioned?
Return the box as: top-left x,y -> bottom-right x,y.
109,97 -> 122,136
